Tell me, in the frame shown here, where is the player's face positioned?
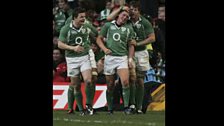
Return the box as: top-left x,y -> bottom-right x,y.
74,12 -> 86,26
53,50 -> 62,61
129,6 -> 139,19
117,11 -> 129,25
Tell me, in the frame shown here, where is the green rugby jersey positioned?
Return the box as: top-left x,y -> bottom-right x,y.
59,22 -> 98,57
99,20 -> 135,56
132,16 -> 154,51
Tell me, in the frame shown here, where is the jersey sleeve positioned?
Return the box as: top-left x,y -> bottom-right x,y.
65,16 -> 72,25
143,19 -> 154,36
86,23 -> 98,37
58,25 -> 68,43
99,22 -> 110,37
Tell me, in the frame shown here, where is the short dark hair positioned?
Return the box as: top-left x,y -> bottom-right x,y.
72,7 -> 86,19
129,0 -> 141,10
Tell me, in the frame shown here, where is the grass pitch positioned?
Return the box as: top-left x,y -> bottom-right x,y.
53,110 -> 165,126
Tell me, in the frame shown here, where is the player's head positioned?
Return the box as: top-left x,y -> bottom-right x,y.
72,7 -> 86,26
116,10 -> 130,25
129,0 -> 141,19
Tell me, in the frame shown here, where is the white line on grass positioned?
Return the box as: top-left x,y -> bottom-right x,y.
53,118 -> 156,126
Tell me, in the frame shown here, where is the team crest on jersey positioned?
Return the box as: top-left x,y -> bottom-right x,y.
81,28 -> 86,33
136,24 -> 141,29
121,27 -> 126,32
135,24 -> 142,29
71,30 -> 77,34
110,26 -> 116,30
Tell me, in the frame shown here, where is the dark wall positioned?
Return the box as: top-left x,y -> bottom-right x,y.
140,0 -> 159,18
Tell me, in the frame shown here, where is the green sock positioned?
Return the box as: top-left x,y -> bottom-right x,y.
122,86 -> 130,108
74,90 -> 83,111
136,85 -> 144,110
129,83 -> 136,105
90,84 -> 95,106
106,89 -> 114,111
85,84 -> 91,105
67,86 -> 75,110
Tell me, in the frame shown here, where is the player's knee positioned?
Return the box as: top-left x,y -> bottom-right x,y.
85,80 -> 92,86
74,85 -> 81,91
121,79 -> 129,87
68,86 -> 74,91
129,75 -> 136,83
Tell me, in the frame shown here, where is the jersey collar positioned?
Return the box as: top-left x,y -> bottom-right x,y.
132,16 -> 142,26
111,20 -> 122,29
70,21 -> 83,32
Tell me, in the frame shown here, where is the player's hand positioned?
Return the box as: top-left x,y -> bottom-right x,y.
122,6 -> 130,12
104,49 -> 112,55
73,45 -> 84,53
130,40 -> 137,46
128,58 -> 134,68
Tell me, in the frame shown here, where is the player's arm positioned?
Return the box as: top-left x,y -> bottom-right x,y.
111,0 -> 125,7
58,40 -> 84,52
96,23 -> 111,54
135,20 -> 156,47
128,26 -> 136,68
135,33 -> 155,46
107,6 -> 129,21
96,35 -> 111,54
65,16 -> 72,25
87,23 -> 98,41
128,39 -> 135,59
128,39 -> 135,68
